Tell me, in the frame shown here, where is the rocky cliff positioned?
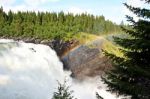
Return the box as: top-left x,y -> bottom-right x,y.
0,36 -> 79,57
61,37 -> 112,80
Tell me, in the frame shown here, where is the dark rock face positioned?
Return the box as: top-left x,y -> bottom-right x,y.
61,39 -> 112,80
62,46 -> 100,69
0,37 -> 79,57
47,39 -> 79,57
29,39 -> 79,56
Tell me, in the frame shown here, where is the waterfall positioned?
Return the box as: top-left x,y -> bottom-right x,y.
0,39 -> 122,99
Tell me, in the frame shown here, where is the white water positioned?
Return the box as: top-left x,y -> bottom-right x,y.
0,39 -> 121,99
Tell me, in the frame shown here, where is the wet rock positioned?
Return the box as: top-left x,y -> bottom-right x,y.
50,39 -> 79,56
61,38 -> 112,80
23,38 -> 36,43
0,36 -> 79,57
34,39 -> 41,44
40,40 -> 50,45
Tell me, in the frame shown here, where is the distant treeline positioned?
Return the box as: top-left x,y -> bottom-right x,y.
0,7 -> 122,40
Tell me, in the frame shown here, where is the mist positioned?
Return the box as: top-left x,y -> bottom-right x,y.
0,39 -> 121,99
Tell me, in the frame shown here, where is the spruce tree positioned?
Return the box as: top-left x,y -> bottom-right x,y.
103,0 -> 150,99
52,81 -> 76,99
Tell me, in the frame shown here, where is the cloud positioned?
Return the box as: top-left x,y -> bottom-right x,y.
2,4 -> 51,13
66,7 -> 93,15
24,0 -> 60,6
97,5 -> 125,24
123,0 -> 146,22
126,0 -> 144,7
0,0 -> 61,13
0,0 -> 16,6
0,0 -> 60,7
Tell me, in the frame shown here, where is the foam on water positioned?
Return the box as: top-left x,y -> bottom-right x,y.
0,39 -> 122,99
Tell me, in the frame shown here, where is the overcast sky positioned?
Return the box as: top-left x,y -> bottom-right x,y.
0,0 -> 148,24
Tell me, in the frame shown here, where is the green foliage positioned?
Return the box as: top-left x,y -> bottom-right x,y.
52,81 -> 76,99
0,7 -> 122,41
103,1 -> 150,99
102,38 -> 124,58
74,32 -> 98,44
52,81 -> 105,99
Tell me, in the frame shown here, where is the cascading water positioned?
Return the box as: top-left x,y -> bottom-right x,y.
0,39 -> 122,99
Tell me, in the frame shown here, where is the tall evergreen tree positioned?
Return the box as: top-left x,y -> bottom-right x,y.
103,0 -> 150,99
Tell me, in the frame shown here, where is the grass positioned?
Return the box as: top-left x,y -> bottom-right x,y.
74,32 -> 124,58
102,38 -> 124,58
74,32 -> 99,44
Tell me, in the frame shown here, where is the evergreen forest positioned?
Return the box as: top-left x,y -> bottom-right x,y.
0,7 -> 122,41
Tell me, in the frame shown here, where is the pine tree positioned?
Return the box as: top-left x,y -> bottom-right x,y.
103,1 -> 150,99
52,81 -> 76,99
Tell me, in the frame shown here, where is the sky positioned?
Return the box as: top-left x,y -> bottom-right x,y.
0,0 -> 148,24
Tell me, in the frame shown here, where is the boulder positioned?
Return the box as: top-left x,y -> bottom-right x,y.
23,38 -> 36,43
61,39 -> 112,80
49,39 -> 79,57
